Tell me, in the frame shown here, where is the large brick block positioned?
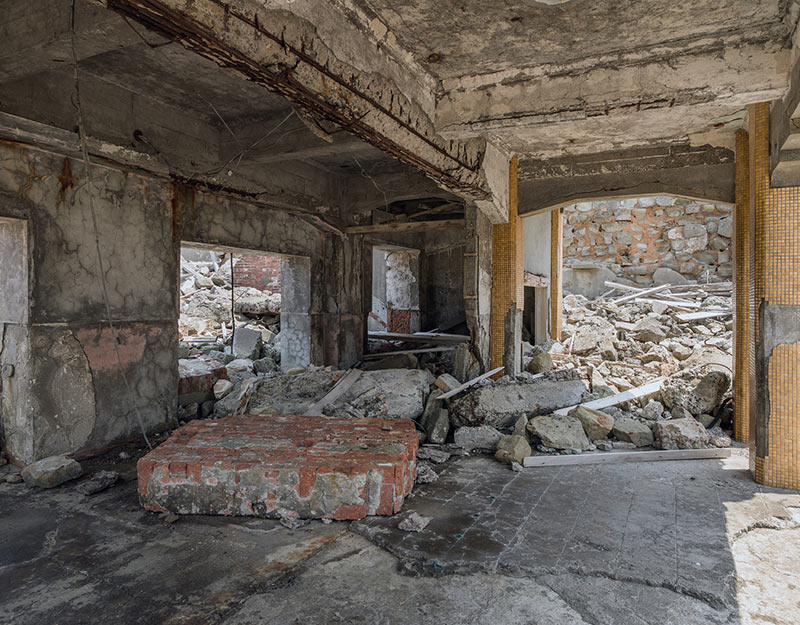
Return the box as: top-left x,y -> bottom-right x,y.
137,414 -> 418,520
178,356 -> 227,396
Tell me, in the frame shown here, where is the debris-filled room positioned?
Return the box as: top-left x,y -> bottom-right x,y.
2,1 -> 800,624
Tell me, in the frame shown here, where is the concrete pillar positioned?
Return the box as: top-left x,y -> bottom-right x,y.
385,250 -> 420,333
490,156 -> 523,373
733,129 -> 754,444
464,204 -> 492,369
748,102 -> 800,489
550,208 -> 564,341
279,256 -> 312,370
523,210 -> 553,343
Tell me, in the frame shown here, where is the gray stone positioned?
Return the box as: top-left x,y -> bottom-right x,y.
426,408 -> 450,445
697,413 -> 716,428
653,418 -> 710,449
526,349 -> 553,374
569,405 -> 614,440
495,435 -> 532,465
642,400 -> 664,420
199,400 -> 215,419
527,415 -> 592,451
570,318 -> 617,356
634,317 -> 666,344
653,267 -> 689,286
226,359 -> 254,375
672,406 -> 693,420
213,379 -> 234,400
253,357 -> 278,374
717,217 -> 733,238
5,473 -> 22,484
74,470 -> 119,496
416,447 -> 450,464
415,462 -> 439,484
449,372 -> 587,429
435,373 -> 461,392
708,426 -> 732,448
512,415 -> 529,438
612,418 -> 654,447
683,223 -> 707,238
453,425 -> 503,452
398,511 -> 431,533
662,371 -> 730,415
233,327 -> 263,360
21,455 -> 83,488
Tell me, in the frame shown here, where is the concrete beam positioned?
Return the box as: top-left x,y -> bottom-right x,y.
771,55 -> 800,186
437,31 -> 790,147
519,143 -> 735,215
103,0 -> 491,200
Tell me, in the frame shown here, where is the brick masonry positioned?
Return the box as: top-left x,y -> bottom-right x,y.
137,414 -> 419,519
233,254 -> 282,292
562,197 -> 733,286
178,356 -> 228,396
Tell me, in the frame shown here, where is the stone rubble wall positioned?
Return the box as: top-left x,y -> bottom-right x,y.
563,196 -> 733,287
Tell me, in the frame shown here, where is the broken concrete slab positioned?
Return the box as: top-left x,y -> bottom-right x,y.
449,371 -> 587,429
232,327 -> 262,360
527,415 -> 592,451
21,455 -> 82,488
495,435 -> 531,465
453,425 -> 503,452
612,418 -> 655,447
178,356 -> 228,401
435,373 -> 461,392
661,371 -> 730,416
653,418 -> 711,450
138,414 -> 418,519
570,405 -> 614,440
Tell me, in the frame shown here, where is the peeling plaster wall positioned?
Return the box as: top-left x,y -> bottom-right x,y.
0,143 -> 177,462
463,205 -> 492,369
0,142 -> 367,462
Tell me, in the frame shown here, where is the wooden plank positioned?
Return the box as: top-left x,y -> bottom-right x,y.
438,366 -> 505,400
533,285 -> 548,345
522,448 -> 731,468
345,219 -> 464,234
368,331 -> 469,345
306,369 -> 362,416
676,310 -> 732,322
604,280 -> 644,293
362,346 -> 456,361
613,283 -> 673,305
553,378 -> 665,416
635,297 -> 701,309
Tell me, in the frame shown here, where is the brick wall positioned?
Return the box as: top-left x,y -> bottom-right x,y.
563,197 -> 733,285
232,254 -> 281,292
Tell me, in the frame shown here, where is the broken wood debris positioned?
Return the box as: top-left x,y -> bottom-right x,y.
522,447 -> 731,468
437,366 -> 505,400
554,378 -> 665,416
368,331 -> 469,345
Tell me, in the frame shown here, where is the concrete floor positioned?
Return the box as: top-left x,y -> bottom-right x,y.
1,450 -> 799,625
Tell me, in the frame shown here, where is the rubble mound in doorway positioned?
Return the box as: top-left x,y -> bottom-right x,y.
138,414 -> 418,519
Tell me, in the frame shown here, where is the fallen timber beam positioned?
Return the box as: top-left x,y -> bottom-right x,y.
554,378 -> 665,416
523,448 -> 731,468
345,219 -> 465,234
368,332 -> 469,345
437,366 -> 505,400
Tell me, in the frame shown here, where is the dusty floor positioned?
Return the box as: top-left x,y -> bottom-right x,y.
1,451 -> 799,625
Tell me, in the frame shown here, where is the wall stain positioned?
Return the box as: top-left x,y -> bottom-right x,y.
57,157 -> 75,205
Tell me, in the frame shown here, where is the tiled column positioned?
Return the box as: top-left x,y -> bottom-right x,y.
749,102 -> 800,489
490,156 -> 523,372
733,129 -> 754,443
550,208 -> 563,341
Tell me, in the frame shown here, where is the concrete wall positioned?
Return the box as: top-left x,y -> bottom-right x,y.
233,254 -> 282,292
0,142 -> 366,462
421,229 -> 465,332
523,210 -> 552,279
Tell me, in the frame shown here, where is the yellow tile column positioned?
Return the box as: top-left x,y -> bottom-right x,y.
749,102 -> 800,489
733,129 -> 753,443
550,208 -> 563,341
490,156 -> 523,370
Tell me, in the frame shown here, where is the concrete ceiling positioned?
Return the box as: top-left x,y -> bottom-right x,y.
354,0 -> 783,81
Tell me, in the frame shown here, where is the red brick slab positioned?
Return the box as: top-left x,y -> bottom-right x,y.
178,356 -> 227,395
138,414 -> 418,520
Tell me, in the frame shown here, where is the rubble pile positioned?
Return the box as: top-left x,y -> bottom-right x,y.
179,253 -> 281,341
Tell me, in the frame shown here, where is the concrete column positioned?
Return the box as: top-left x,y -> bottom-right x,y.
748,102 -> 800,489
280,256 -> 312,370
523,210 -> 553,343
464,204 -> 492,370
385,250 -> 420,333
490,156 -> 523,373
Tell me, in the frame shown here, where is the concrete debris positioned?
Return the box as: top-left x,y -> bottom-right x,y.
75,471 -> 120,496
612,418 -> 655,447
277,508 -> 307,530
213,379 -> 234,400
232,327 -> 263,360
569,405 -> 614,440
653,418 -> 711,450
708,426 -> 732,448
417,447 -> 450,464
495,435 -> 532,465
424,407 -> 450,445
527,415 -> 592,451
452,343 -> 480,383
662,371 -> 731,416
642,399 -> 665,420
434,373 -> 461,393
21,455 -> 83,488
448,371 -> 587,429
453,425 -> 503,452
415,462 -> 439,484
398,511 -> 431,532
525,348 -> 553,374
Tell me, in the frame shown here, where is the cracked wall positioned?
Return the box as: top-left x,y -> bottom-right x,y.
0,141 -> 368,462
